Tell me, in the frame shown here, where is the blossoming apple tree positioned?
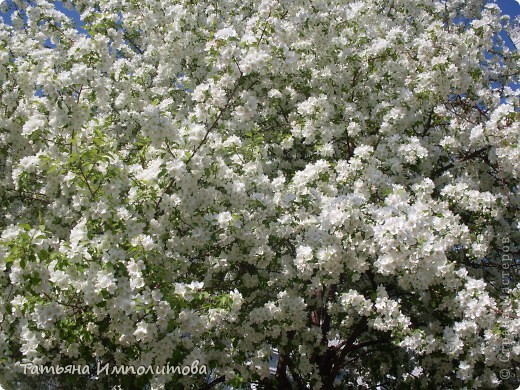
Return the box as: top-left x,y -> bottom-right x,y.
0,0 -> 519,388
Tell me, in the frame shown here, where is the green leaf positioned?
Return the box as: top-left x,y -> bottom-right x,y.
19,223 -> 31,231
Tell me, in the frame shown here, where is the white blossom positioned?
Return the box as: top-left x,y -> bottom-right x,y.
0,0 -> 518,388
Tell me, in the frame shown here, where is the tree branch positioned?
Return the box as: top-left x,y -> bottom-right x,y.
326,317 -> 368,386
431,146 -> 491,178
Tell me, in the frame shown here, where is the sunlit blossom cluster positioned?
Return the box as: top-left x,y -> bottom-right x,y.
0,0 -> 519,388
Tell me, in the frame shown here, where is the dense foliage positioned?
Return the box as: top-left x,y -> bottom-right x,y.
0,0 -> 519,388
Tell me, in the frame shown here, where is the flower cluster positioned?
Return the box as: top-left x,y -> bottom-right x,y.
0,0 -> 518,388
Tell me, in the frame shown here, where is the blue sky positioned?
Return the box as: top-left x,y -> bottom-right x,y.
496,0 -> 520,17
494,0 -> 520,51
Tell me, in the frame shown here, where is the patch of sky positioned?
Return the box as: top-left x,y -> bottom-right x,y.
0,0 -> 28,26
54,1 -> 89,36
